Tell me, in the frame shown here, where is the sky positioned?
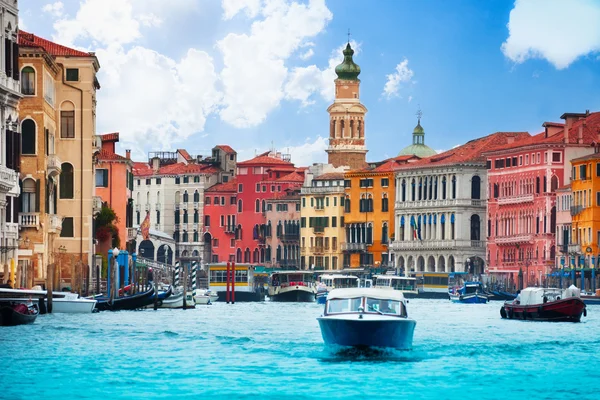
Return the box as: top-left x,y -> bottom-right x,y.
19,0 -> 600,166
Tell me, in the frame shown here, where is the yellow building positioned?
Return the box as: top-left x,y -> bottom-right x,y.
570,153 -> 600,265
300,169 -> 347,270
342,156 -> 417,269
18,31 -> 101,289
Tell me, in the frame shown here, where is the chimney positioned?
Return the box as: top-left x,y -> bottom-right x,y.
578,124 -> 583,144
125,149 -> 131,160
506,136 -> 515,144
151,157 -> 160,172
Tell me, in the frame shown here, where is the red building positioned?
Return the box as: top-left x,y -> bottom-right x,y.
203,179 -> 238,263
485,111 -> 599,286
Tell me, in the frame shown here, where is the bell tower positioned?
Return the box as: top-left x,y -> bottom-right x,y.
326,42 -> 368,170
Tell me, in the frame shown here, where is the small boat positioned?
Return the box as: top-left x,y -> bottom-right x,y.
317,288 -> 416,350
501,286 -> 587,322
0,288 -> 97,313
373,275 -> 419,296
157,286 -> 173,301
580,289 -> 600,305
487,290 -> 517,301
193,289 -> 218,305
449,282 -> 488,303
95,286 -> 156,311
159,290 -> 196,309
0,302 -> 39,326
316,274 -> 361,305
268,271 -> 316,302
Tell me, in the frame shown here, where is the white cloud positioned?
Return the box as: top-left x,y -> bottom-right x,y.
299,48 -> 314,60
222,0 -> 262,20
382,59 -> 414,99
501,0 -> 600,69
284,40 -> 360,106
408,95 -> 413,103
237,136 -> 328,166
218,0 -> 333,127
42,2 -> 64,17
18,16 -> 27,31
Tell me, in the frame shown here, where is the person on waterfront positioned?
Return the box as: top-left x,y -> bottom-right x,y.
147,268 -> 154,285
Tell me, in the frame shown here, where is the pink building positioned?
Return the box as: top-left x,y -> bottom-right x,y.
265,187 -> 302,269
485,111 -> 599,286
203,179 -> 238,263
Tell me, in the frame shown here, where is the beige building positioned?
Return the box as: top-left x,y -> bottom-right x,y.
300,164 -> 348,270
18,31 -> 100,288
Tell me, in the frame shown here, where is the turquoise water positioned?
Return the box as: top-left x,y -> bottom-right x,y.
1,300 -> 599,400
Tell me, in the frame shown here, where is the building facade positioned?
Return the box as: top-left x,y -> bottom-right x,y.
265,188 -> 301,269
18,30 -> 100,289
326,43 -> 368,170
300,165 -> 347,270
555,184 -> 572,273
485,112 -> 600,284
203,179 -> 237,264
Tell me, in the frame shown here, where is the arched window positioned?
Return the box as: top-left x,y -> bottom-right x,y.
236,248 -> 242,263
22,119 -> 36,155
183,210 -> 188,223
59,163 -> 74,199
244,248 -> 251,263
21,178 -> 37,212
401,179 -> 406,201
182,231 -> 189,242
183,191 -> 189,202
276,245 -> 282,261
21,67 -> 35,95
193,191 -> 199,202
382,222 -> 388,244
253,249 -> 259,263
344,197 -> 351,213
471,176 -> 481,199
262,199 -> 266,212
174,191 -> 180,204
470,214 -> 480,241
173,230 -> 180,242
238,199 -> 243,213
194,210 -> 199,223
193,231 -> 199,242
381,195 -> 389,212
451,176 -> 457,199
204,215 -> 210,227
255,199 -> 260,212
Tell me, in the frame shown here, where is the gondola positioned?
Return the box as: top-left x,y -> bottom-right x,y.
0,302 -> 39,326
94,286 -> 156,311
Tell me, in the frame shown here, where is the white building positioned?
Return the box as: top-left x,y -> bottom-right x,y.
0,1 -> 22,284
132,146 -> 236,264
390,132 -> 518,276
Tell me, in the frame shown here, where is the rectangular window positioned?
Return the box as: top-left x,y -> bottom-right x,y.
519,155 -> 523,166
580,165 -> 587,180
221,196 -> 225,205
66,68 -> 79,81
175,177 -> 180,184
231,239 -> 236,248
525,155 -> 529,165
60,111 -> 75,138
183,176 -> 189,184
494,159 -> 505,169
381,178 -> 389,187
146,179 -> 151,185
332,217 -> 337,228
156,178 -> 161,185
60,217 -> 74,237
537,153 -> 541,163
344,180 -> 351,188
238,184 -> 243,192
506,158 -> 511,167
552,152 -> 561,163
44,70 -> 55,106
486,160 -> 491,170
296,203 -> 300,211
205,197 -> 211,205
596,192 -> 600,207
301,217 -> 306,228
256,183 -> 260,192
512,157 -> 517,166
95,169 -> 108,187
271,185 -> 275,192
597,163 -> 600,177
230,196 -> 236,205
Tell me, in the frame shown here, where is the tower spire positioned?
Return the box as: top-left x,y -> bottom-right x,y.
416,105 -> 423,124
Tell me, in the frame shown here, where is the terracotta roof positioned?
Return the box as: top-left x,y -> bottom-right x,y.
237,151 -> 294,166
275,171 -> 304,183
132,162 -> 219,177
19,30 -> 94,57
177,149 -> 193,161
313,172 -> 345,181
97,149 -> 128,162
556,184 -> 572,192
206,179 -> 238,193
216,145 -> 236,154
397,131 -> 531,170
100,132 -> 119,142
570,152 -> 600,163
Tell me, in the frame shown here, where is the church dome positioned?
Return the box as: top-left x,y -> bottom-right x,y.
335,43 -> 361,81
398,119 -> 437,157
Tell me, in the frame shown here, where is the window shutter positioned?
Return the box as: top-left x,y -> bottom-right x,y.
45,181 -> 50,214
5,39 -> 11,77
12,41 -> 18,81
35,179 -> 40,212
5,129 -> 12,170
103,169 -> 109,187
45,129 -> 49,156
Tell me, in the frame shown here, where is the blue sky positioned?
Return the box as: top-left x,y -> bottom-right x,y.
20,0 -> 600,165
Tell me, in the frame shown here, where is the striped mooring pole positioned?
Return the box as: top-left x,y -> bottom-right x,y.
174,261 -> 180,287
191,261 -> 198,292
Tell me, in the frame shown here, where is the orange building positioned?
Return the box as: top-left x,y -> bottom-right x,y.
95,133 -> 134,253
342,156 -> 419,268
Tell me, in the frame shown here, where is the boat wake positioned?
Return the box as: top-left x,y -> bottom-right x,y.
320,345 -> 424,363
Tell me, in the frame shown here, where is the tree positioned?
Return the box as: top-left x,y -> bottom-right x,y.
94,202 -> 120,249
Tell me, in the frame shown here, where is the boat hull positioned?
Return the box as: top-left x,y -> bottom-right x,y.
160,292 -> 195,309
0,303 -> 39,326
501,297 -> 586,322
95,287 -> 156,311
581,295 -> 600,306
317,316 -> 416,349
270,287 -> 315,302
316,291 -> 327,304
450,293 -> 488,304
216,290 -> 265,302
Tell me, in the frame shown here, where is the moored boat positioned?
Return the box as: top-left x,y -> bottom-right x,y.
373,275 -> 419,296
317,274 -> 360,304
501,286 -> 586,322
0,288 -> 97,313
159,290 -> 196,309
449,281 -> 488,303
317,288 -> 416,349
95,286 -> 156,311
268,271 -> 316,302
193,289 -> 218,305
0,302 -> 39,326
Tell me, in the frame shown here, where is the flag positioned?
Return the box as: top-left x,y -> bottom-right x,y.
141,211 -> 151,240
412,217 -> 418,240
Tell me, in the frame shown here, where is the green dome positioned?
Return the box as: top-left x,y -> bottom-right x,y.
398,144 -> 437,158
335,43 -> 361,81
413,121 -> 424,135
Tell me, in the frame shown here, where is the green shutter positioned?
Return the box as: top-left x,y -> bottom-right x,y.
35,180 -> 40,212
103,169 -> 109,187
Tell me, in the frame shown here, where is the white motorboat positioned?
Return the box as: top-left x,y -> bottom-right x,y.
317,274 -> 360,304
317,288 -> 416,349
0,288 -> 97,313
268,271 -> 316,302
373,275 -> 419,296
193,289 -> 218,305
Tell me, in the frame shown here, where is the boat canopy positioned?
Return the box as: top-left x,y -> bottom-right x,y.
328,288 -> 406,302
517,287 -> 569,306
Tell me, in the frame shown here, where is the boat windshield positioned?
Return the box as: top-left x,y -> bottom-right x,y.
366,297 -> 406,317
327,297 -> 362,314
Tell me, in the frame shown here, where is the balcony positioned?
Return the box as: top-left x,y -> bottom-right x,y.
181,202 -> 188,210
314,205 -> 325,211
341,242 -> 367,252
0,165 -> 17,192
395,198 -> 487,210
313,226 -> 325,234
19,212 -> 40,229
225,225 -> 236,234
194,202 -> 199,209
568,244 -> 581,254
280,233 -> 300,242
5,222 -> 18,239
495,234 -> 533,245
93,196 -> 103,214
155,203 -> 161,211
135,204 -> 140,212
47,154 -> 62,178
92,135 -> 102,152
193,223 -> 199,231
280,259 -> 299,268
497,194 -> 534,205
310,246 -> 326,254
570,205 -> 583,216
127,227 -> 138,242
390,239 -> 486,251
301,186 -> 345,195
47,214 -> 63,234
144,204 -> 150,212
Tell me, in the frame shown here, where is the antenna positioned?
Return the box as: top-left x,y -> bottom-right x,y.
416,105 -> 423,123
347,28 -> 351,44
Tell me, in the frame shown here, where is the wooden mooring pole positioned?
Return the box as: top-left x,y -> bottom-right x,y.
46,263 -> 54,314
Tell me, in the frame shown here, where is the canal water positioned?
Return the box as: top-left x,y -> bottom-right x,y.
1,299 -> 599,400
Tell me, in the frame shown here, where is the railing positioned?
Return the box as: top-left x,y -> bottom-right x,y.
194,202 -> 199,209
568,244 -> 581,254
181,202 -> 188,210
174,224 -> 180,231
301,186 -> 345,195
341,243 -> 367,252
280,233 -> 300,241
127,227 -> 138,242
193,223 -> 199,231
570,205 -> 583,216
5,222 -> 18,239
155,203 -> 161,211
93,196 -> 103,214
47,154 -> 62,177
280,260 -> 300,268
310,246 -> 326,254
145,204 -> 150,211
19,212 -> 39,228
497,194 -> 534,205
48,214 -> 63,234
315,205 -> 325,210
175,204 -> 180,211
313,226 -> 325,234
135,204 -> 140,212
225,225 -> 236,234
495,234 -> 532,244
390,239 -> 487,250
395,198 -> 487,209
